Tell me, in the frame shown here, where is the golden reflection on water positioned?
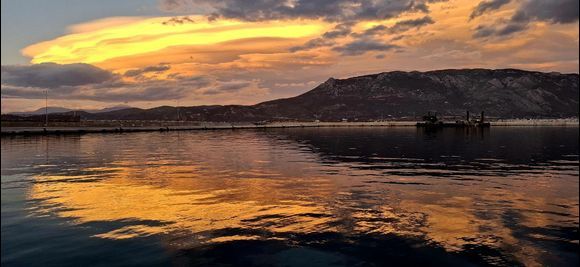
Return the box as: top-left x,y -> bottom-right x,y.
31,165 -> 338,240
23,131 -> 579,266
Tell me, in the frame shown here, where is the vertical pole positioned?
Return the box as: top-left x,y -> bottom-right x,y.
176,100 -> 180,122
45,90 -> 48,127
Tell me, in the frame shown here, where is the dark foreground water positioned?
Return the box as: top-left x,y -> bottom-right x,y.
1,127 -> 578,267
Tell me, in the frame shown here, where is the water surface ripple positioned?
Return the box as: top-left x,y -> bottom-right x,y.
1,127 -> 578,266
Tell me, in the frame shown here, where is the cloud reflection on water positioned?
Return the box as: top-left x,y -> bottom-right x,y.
12,128 -> 579,266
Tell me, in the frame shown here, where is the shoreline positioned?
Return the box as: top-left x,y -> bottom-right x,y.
1,119 -> 577,136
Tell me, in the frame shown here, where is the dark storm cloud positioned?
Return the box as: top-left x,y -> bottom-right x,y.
469,0 -> 511,19
1,63 -> 116,88
473,0 -> 579,38
159,0 -> 444,56
200,80 -> 254,95
160,0 -> 445,22
289,22 -> 354,52
124,65 -> 171,77
162,16 -> 196,25
213,81 -> 252,92
389,16 -> 435,32
321,22 -> 355,39
355,16 -> 435,37
513,0 -> 579,24
0,62 -> 258,102
1,75 -> 211,102
496,21 -> 528,35
472,25 -> 496,38
0,85 -> 77,99
291,16 -> 434,52
473,21 -> 529,38
289,38 -> 335,52
332,39 -> 400,56
78,85 -> 201,102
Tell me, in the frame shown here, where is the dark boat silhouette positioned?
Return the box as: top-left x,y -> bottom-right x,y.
417,111 -> 490,128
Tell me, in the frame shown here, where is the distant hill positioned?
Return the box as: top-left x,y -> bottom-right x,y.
11,107 -> 74,115
255,69 -> 579,120
11,105 -> 133,116
58,69 -> 580,121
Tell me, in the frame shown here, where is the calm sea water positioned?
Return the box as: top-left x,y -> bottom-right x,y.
1,127 -> 578,267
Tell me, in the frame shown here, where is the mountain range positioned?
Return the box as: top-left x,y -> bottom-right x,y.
29,69 -> 580,121
11,105 -> 132,115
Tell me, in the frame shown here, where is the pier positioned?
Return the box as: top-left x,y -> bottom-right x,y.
1,121 -> 417,135
1,119 -> 577,136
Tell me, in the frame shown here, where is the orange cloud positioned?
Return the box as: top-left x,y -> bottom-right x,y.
22,16 -> 332,71
5,0 -> 577,113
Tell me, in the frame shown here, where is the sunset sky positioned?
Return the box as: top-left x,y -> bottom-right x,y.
1,0 -> 578,113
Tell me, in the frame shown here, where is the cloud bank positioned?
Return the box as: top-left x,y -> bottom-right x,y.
1,63 -> 268,103
1,0 -> 578,112
160,0 -> 442,21
1,63 -> 115,88
472,0 -> 579,38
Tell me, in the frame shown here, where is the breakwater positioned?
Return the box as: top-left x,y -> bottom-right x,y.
1,119 -> 577,136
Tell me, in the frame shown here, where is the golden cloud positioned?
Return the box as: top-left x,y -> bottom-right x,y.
22,16 -> 332,72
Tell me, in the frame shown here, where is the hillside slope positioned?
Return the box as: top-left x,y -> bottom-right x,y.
77,69 -> 579,121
